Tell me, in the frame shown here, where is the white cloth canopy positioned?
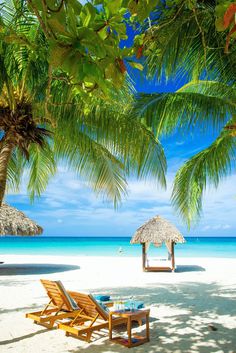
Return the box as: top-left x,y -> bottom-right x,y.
165,241 -> 172,254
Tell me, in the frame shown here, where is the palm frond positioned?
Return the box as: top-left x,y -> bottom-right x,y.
49,77 -> 167,187
52,103 -> 166,187
54,129 -> 127,206
26,141 -> 57,200
172,128 -> 236,227
135,87 -> 236,137
6,149 -> 25,193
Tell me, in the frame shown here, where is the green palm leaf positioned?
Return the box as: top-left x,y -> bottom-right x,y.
6,150 -> 24,194
172,128 -> 236,227
26,141 -> 57,200
135,89 -> 236,137
49,79 -> 167,189
54,129 -> 127,206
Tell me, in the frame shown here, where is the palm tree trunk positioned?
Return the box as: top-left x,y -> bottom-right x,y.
0,131 -> 15,206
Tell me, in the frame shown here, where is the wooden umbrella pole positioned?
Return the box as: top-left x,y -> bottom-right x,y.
171,241 -> 175,272
142,243 -> 146,271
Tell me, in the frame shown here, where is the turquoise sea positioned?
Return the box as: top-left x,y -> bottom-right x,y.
0,237 -> 236,258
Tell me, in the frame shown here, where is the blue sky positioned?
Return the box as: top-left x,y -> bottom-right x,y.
6,72 -> 236,237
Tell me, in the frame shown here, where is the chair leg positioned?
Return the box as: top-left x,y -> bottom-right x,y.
86,332 -> 92,342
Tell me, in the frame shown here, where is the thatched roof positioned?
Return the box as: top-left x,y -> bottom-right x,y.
131,215 -> 185,244
0,204 -> 43,236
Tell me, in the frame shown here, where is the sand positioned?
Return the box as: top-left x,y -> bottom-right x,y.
0,254 -> 236,353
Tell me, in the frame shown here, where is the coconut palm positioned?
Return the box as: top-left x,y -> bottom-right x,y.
0,1 -> 166,207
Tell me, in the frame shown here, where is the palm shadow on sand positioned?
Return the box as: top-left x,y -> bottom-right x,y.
0,263 -> 80,276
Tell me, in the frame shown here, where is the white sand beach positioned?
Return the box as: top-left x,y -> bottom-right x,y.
0,255 -> 236,353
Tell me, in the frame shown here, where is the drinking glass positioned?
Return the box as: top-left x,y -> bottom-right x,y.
129,296 -> 135,312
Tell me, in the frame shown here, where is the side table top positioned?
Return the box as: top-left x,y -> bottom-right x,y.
109,309 -> 150,318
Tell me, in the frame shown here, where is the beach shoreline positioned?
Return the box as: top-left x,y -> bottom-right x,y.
1,255 -> 236,352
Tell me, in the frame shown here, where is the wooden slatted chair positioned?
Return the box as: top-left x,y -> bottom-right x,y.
58,291 -> 130,342
26,279 -> 81,328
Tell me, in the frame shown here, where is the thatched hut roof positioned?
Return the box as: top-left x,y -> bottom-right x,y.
131,215 -> 185,244
0,204 -> 43,236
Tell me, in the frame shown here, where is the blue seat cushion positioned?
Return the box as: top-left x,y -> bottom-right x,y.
94,295 -> 110,302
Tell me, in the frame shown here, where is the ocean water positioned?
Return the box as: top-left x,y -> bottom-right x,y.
0,237 -> 236,258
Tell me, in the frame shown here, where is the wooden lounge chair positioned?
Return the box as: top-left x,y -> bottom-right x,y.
26,279 -> 81,328
58,291 -> 142,342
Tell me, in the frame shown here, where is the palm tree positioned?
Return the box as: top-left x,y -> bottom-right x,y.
134,1 -> 236,226
0,2 -> 167,207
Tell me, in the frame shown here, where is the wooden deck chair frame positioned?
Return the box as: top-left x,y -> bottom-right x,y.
58,292 -> 142,342
26,279 -> 81,328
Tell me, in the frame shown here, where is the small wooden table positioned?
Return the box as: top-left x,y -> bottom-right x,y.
109,309 -> 150,348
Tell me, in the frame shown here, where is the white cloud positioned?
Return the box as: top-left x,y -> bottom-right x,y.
202,224 -> 232,231
202,225 -> 210,231
223,224 -> 231,229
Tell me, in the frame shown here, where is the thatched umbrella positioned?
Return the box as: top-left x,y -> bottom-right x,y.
131,215 -> 185,272
0,203 -> 43,236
